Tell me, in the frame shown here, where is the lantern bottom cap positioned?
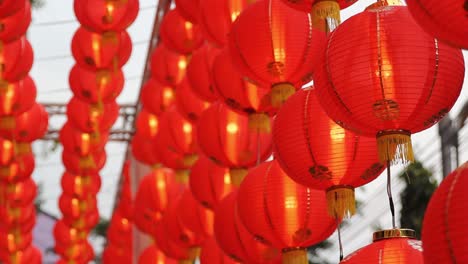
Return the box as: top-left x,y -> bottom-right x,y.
229,168 -> 248,186
282,248 -> 308,264
248,112 -> 271,133
271,82 -> 296,107
373,228 -> 416,242
326,186 -> 356,219
175,169 -> 190,184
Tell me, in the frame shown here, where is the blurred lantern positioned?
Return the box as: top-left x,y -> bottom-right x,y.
0,0 -> 25,18
280,0 -> 357,14
135,108 -> 160,139
198,0 -> 249,47
53,220 -> 88,246
341,229 -> 423,263
138,246 -> 178,264
0,37 -> 33,83
175,77 -> 210,123
69,65 -> 124,104
0,1 -> 31,44
228,0 -> 327,107
189,155 -> 235,210
0,204 -> 35,227
150,44 -> 188,87
186,44 -> 221,102
177,189 -> 215,239
62,149 -> 107,175
0,138 -> 15,165
153,220 -> 197,262
60,122 -> 109,157
0,229 -> 32,252
63,209 -> 99,232
0,178 -> 37,206
55,240 -> 94,264
174,0 -> 200,23
66,97 -> 119,133
238,160 -> 337,263
422,162 -> 468,264
200,236 -> 240,264
74,0 -> 139,33
0,213 -> 35,235
215,191 -> 281,263
71,27 -> 132,71
59,194 -> 97,220
314,4 -> 465,164
0,153 -> 35,183
197,102 -> 273,185
130,133 -> 160,166
0,76 -> 37,117
0,245 -> 42,264
406,0 -> 468,49
0,103 -> 48,140
140,78 -> 175,115
61,171 -> 101,199
273,88 -> 385,219
102,244 -> 132,264
107,211 -> 132,247
159,9 -> 204,55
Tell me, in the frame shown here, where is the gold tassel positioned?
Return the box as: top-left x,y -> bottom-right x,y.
311,1 -> 341,33
229,168 -> 248,187
182,153 -> 198,167
0,116 -> 15,130
175,170 -> 190,184
248,113 -> 271,133
271,83 -> 296,107
376,131 -> 414,164
187,247 -> 201,260
79,155 -> 97,170
282,248 -> 308,264
326,186 -> 356,219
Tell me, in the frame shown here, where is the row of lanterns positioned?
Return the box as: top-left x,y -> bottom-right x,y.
0,0 -> 48,263
52,0 -> 139,263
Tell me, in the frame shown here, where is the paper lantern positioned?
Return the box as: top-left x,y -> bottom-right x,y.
150,44 -> 188,87
406,0 -> 467,49
314,4 -> 465,164
273,88 -> 385,218
0,0 -> 25,18
0,76 -> 36,117
0,37 -> 33,83
59,194 -> 97,220
0,246 -> 42,264
174,0 -> 200,23
138,246 -> 178,264
175,77 -> 210,123
228,0 -> 327,107
200,236 -> 240,264
0,229 -> 32,252
135,108 -> 160,139
0,213 -> 35,235
62,149 -> 106,175
0,178 -> 36,206
140,78 -> 175,116
0,153 -> 34,183
61,171 -> 101,199
53,220 -> 88,246
422,162 -> 468,263
131,133 -> 160,166
102,244 -> 132,264
0,204 -> 35,227
186,44 -> 221,102
153,220 -> 197,263
341,229 -> 423,263
281,0 -> 357,12
107,211 -> 132,247
60,122 -> 109,157
159,9 -> 204,55
237,160 -> 337,263
0,103 -> 48,141
177,189 -> 214,239
0,1 -> 31,43
63,209 -> 99,232
66,97 -> 119,133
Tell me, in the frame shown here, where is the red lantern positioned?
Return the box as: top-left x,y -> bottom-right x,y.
0,229 -> 32,252
281,0 -> 357,12
422,162 -> 468,264
177,190 -> 214,239
198,0 -> 249,47
0,204 -> 35,226
0,213 -> 35,235
135,108 -> 159,140
0,153 -> 35,183
159,9 -> 204,55
153,220 -> 196,262
66,97 -> 119,133
130,133 -> 159,166
237,160 -> 337,263
174,0 -> 200,23
228,0 -> 327,107
0,1 -> 31,43
0,76 -> 36,117
63,209 -> 99,232
59,194 -> 97,220
0,103 -> 48,141
200,236 -> 240,264
0,37 -> 33,82
0,0 -> 25,18
102,244 -> 132,264
341,229 -> 423,263
150,44 -> 188,87
314,4 -> 465,164
140,78 -> 175,116
186,44 -> 221,102
61,171 -> 101,199
175,77 -> 210,123
0,178 -> 37,206
55,240 -> 94,263
107,211 -> 132,247
60,122 -> 109,157
273,88 -> 385,218
406,0 -> 467,49
138,246 -> 178,264
74,0 -> 139,33
62,149 -> 107,175
0,246 -> 42,264
53,220 -> 89,246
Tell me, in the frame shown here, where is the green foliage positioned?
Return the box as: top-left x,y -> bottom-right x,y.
92,218 -> 110,238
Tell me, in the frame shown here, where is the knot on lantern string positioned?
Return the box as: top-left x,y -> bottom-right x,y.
0,116 -> 16,130
326,186 -> 356,219
271,83 -> 296,107
248,113 -> 271,133
282,248 -> 308,264
376,130 -> 414,165
229,168 -> 248,187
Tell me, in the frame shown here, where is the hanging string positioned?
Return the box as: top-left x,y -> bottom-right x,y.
336,215 -> 344,261
386,160 -> 396,228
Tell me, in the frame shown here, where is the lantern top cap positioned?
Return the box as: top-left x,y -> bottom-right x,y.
365,0 -> 403,11
373,228 -> 416,242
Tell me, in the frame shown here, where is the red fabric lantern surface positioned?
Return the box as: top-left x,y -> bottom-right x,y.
197,102 -> 273,185
177,189 -> 214,239
102,244 -> 132,264
406,0 -> 467,49
53,220 -> 89,246
66,97 -> 119,133
314,4 -> 465,164
228,0 -> 327,107
0,103 -> 48,141
0,153 -> 34,183
69,65 -> 124,104
0,138 -> 15,165
422,162 -> 468,263
130,133 -> 159,166
0,76 -> 36,117
60,122 -> 109,157
135,108 -> 160,140
186,44 -> 221,102
215,191 -> 281,263
198,0 -> 249,47
0,204 -> 35,227
174,0 -> 200,23
281,0 -> 357,12
159,9 -> 204,55
200,236 -> 240,264
153,220 -> 196,262
62,149 -> 107,175
189,155 -> 235,210
0,1 -> 31,43
0,229 -> 32,253
175,77 -> 210,123
0,178 -> 37,206
72,27 -> 132,71
238,160 -> 337,263
61,171 -> 101,199
63,209 -> 99,232
0,211 -> 35,234
138,246 -> 178,264
107,211 -> 132,247
55,240 -> 94,264
150,44 -> 188,87
273,88 -> 385,219
0,0 -> 25,18
74,0 -> 139,33
0,246 -> 41,264
140,78 -> 176,116
59,194 -> 97,220
0,37 -> 33,83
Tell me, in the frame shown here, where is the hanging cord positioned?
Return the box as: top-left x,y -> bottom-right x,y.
336,215 -> 344,261
386,161 -> 396,228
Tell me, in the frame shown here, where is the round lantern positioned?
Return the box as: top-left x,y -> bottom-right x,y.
67,97 -> 119,133
61,171 -> 101,199
60,122 -> 109,157
341,229 -> 423,263
406,0 -> 468,49
107,211 -> 132,247
140,78 -> 175,116
153,220 -> 197,263
135,108 -> 160,140
150,44 -> 189,87
159,9 -> 204,55
62,149 -> 107,175
102,244 -> 132,264
0,178 -> 37,206
198,0 -> 249,47
422,162 -> 468,263
138,246 -> 178,264
0,246 -> 42,264
74,0 -> 139,33
0,103 -> 48,141
238,160 -> 337,263
0,37 -> 33,83
177,189 -> 214,239
175,77 -> 210,123
273,88 -> 385,219
131,133 -> 160,166
59,194 -> 97,220
197,102 -> 273,185
0,0 -> 25,18
0,1 -> 31,43
314,4 -> 465,164
0,76 -> 36,117
200,236 -> 240,264
174,0 -> 200,23
53,220 -> 88,246
186,44 -> 221,102
228,0 -> 327,107
0,153 -> 35,183
71,27 -> 132,71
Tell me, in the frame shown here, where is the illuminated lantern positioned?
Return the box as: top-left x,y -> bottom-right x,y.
135,108 -> 159,140
60,122 -> 109,157
215,191 -> 281,263
406,0 -> 467,49
281,0 -> 357,12
140,78 -> 175,115
175,77 -> 210,123
189,155 -> 235,210
238,160 -> 337,263
0,229 -> 32,252
66,97 -> 119,133
71,27 -> 132,71
53,220 -> 88,246
200,236 -> 239,264
63,209 -> 99,231
0,0 -> 25,18
0,178 -> 37,206
159,9 -> 204,55
0,204 -> 35,226
150,44 -> 188,87
0,246 -> 42,264
153,220 -> 197,262
177,190 -> 214,239
422,162 -> 468,264
314,4 -> 465,164
55,240 -> 94,263
198,0 -> 249,47
273,88 -> 385,219
102,244 -> 132,264
0,154 -> 35,183
107,211 -> 132,247
61,171 -> 101,199
130,133 -> 159,166
228,0 -> 327,107
186,44 -> 221,102
0,103 -> 48,140
62,149 -> 107,175
0,37 -> 33,82
0,76 -> 36,117
74,0 -> 139,33
341,229 -> 423,263
59,194 -> 97,220
69,65 -> 124,104
0,1 -> 31,43
197,102 -> 273,185
174,0 -> 200,23
138,246 -> 178,264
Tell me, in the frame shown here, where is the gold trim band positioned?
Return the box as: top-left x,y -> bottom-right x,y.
373,228 -> 416,242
